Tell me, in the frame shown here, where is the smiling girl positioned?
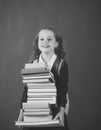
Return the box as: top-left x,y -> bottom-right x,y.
20,28 -> 69,130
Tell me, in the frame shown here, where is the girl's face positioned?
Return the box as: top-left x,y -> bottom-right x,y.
38,29 -> 58,54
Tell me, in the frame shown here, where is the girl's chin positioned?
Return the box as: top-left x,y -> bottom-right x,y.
42,51 -> 50,54
41,49 -> 50,53
41,50 -> 53,54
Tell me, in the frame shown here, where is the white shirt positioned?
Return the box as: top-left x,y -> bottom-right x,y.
38,54 -> 57,70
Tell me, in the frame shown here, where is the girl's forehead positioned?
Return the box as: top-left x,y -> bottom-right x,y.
38,29 -> 55,37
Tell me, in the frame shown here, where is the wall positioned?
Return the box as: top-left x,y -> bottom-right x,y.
0,0 -> 101,130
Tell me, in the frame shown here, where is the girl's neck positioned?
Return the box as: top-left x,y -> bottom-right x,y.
41,52 -> 55,63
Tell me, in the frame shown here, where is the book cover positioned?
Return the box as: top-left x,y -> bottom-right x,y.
21,68 -> 49,75
22,102 -> 49,109
23,75 -> 52,80
27,97 -> 56,101
24,108 -> 50,112
23,78 -> 50,83
28,88 -> 56,93
15,120 -> 61,127
23,111 -> 50,116
23,115 -> 52,122
27,99 -> 56,104
27,82 -> 55,88
25,63 -> 45,69
27,92 -> 56,98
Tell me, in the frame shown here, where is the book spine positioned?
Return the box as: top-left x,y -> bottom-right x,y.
24,108 -> 50,112
23,102 -> 49,109
23,111 -> 50,116
23,75 -> 51,80
23,78 -> 50,83
27,99 -> 56,104
21,68 -> 49,75
27,83 -> 55,86
28,88 -> 56,93
23,115 -> 52,122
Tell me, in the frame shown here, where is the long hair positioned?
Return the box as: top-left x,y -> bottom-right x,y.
29,28 -> 65,62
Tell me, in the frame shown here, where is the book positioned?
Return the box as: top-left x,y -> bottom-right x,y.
21,68 -> 49,75
27,99 -> 56,104
23,115 -> 52,122
25,63 -> 45,69
15,120 -> 61,127
23,78 -> 51,83
23,75 -> 52,80
23,111 -> 50,116
24,62 -> 54,76
27,82 -> 55,88
22,72 -> 51,78
24,108 -> 50,112
26,96 -> 56,104
21,64 -> 54,82
22,102 -> 49,109
27,92 -> 56,98
28,88 -> 56,93
27,97 -> 56,101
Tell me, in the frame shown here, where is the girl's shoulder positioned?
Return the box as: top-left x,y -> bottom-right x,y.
54,57 -> 68,75
55,57 -> 68,67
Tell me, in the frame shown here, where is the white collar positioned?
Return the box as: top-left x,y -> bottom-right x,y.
39,53 -> 57,70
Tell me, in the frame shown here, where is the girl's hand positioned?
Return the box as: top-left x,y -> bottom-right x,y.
54,107 -> 65,126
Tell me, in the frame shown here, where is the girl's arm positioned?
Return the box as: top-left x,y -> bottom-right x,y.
54,60 -> 69,125
58,60 -> 69,108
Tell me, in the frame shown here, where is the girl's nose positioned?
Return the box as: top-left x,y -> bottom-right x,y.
43,39 -> 48,44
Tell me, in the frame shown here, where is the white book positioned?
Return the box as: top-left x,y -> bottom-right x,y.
27,82 -> 55,88
27,86 -> 56,90
23,78 -> 50,83
24,63 -> 54,81
23,111 -> 50,116
21,68 -> 49,76
23,115 -> 52,122
24,108 -> 50,112
22,102 -> 49,109
27,97 -> 56,101
28,88 -> 56,93
27,82 -> 55,86
23,75 -> 51,80
27,98 -> 56,104
27,93 -> 56,98
27,87 -> 56,90
23,72 -> 51,77
15,120 -> 61,127
25,63 -> 45,69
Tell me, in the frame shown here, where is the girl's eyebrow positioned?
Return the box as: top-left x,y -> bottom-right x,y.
48,36 -> 53,38
39,36 -> 53,38
46,36 -> 53,38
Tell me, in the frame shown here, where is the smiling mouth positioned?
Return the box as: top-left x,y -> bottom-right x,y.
42,45 -> 50,48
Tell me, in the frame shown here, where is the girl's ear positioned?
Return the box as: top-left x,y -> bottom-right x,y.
55,41 -> 58,48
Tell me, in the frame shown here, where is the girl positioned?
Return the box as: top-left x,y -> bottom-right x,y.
19,28 -> 69,130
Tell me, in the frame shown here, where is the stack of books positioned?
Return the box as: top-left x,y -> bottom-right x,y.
15,63 -> 61,127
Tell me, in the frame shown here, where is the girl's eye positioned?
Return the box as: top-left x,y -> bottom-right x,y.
47,38 -> 52,41
40,38 -> 44,41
